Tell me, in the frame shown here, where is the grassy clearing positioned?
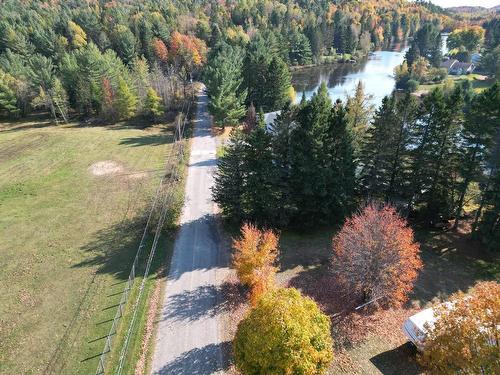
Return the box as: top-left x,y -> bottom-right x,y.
275,226 -> 498,374
418,73 -> 495,94
0,116 -> 184,375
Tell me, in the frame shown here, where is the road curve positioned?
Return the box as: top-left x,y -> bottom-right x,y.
150,87 -> 229,375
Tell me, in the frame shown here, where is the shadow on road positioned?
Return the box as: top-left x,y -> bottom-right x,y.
154,341 -> 232,375
162,282 -> 245,322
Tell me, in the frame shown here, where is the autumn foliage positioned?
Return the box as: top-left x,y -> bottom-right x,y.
233,288 -> 333,375
419,281 -> 500,374
169,31 -> 207,69
332,203 -> 422,308
151,38 -> 168,62
232,223 -> 279,305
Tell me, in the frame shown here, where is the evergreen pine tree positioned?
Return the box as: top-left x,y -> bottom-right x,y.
212,129 -> 247,223
264,57 -> 292,111
359,95 -> 398,197
241,113 -> 280,225
407,88 -> 463,219
455,84 -> 499,229
205,44 -> 247,127
386,93 -> 419,200
270,104 -> 299,226
289,83 -> 332,226
325,99 -> 356,218
346,81 -> 374,159
289,31 -> 313,66
243,35 -> 273,109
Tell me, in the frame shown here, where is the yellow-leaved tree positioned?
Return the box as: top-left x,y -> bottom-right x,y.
233,288 -> 333,375
419,281 -> 500,374
232,223 -> 279,305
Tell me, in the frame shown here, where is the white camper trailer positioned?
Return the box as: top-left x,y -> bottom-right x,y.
403,307 -> 437,350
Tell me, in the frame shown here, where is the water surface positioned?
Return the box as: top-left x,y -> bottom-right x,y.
292,45 -> 408,107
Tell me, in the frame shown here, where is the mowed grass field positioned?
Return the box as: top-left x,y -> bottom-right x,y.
0,117 -> 180,374
276,227 -> 498,375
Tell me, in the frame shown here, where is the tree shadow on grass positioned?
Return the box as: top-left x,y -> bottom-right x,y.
73,215 -> 224,282
73,216 -> 153,281
370,342 -> 421,375
153,342 -> 232,375
119,132 -> 175,148
162,282 -> 245,323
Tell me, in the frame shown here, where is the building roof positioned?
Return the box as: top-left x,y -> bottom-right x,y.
452,62 -> 475,71
440,59 -> 458,70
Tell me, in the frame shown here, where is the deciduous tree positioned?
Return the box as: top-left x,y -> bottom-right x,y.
232,223 -> 279,304
233,288 -> 333,375
143,87 -> 164,120
419,281 -> 500,374
115,77 -> 137,120
332,203 -> 422,307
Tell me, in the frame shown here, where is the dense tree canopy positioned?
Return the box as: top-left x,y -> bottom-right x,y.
332,204 -> 422,307
419,281 -> 500,374
0,0 -> 451,122
234,288 -> 333,375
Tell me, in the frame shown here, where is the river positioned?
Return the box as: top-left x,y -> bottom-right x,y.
292,43 -> 409,108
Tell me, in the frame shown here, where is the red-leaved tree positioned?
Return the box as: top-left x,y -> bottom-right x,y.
332,203 -> 422,308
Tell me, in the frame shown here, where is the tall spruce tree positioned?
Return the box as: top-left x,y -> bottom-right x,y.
386,93 -> 419,200
270,104 -> 299,226
212,129 -> 247,223
289,83 -> 332,226
288,30 -> 313,66
264,57 -> 292,111
359,95 -> 399,197
241,114 -> 280,225
346,81 -> 374,160
324,99 -> 356,218
205,44 -> 247,127
454,84 -> 500,229
408,88 -> 464,219
243,35 -> 273,110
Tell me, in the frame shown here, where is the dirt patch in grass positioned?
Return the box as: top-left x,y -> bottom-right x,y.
89,160 -> 125,176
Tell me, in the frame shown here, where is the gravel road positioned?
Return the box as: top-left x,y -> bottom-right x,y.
150,87 -> 229,375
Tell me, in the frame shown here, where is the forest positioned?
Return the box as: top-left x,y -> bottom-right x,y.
206,4 -> 500,252
0,0 -> 454,122
1,1 -> 499,375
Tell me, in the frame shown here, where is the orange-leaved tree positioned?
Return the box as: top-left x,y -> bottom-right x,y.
419,281 -> 500,374
151,37 -> 168,63
332,203 -> 422,307
233,223 -> 279,305
169,31 -> 207,72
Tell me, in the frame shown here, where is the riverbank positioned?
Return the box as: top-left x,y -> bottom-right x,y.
289,52 -> 366,72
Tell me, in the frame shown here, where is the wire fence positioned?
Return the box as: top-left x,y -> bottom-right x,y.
95,94 -> 194,375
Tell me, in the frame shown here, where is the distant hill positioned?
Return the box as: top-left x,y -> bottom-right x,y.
447,5 -> 499,14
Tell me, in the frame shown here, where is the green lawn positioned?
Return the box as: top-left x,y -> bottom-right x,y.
0,117 -> 183,375
275,226 -> 498,374
418,73 -> 495,94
